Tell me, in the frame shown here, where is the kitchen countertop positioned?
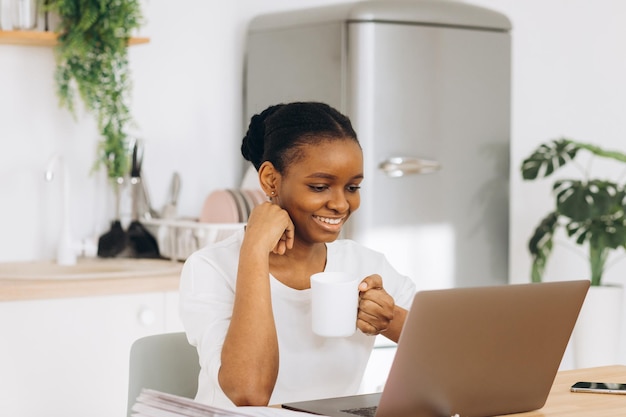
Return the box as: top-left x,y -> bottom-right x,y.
0,258 -> 183,302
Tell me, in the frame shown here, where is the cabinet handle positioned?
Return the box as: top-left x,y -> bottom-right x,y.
378,157 -> 441,177
138,307 -> 156,326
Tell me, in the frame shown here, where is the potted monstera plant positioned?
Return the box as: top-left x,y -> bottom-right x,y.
521,138 -> 626,367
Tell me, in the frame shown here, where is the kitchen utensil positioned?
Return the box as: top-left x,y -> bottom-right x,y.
97,174 -> 129,257
11,0 -> 38,30
160,171 -> 180,219
127,141 -> 160,258
128,137 -> 159,220
97,218 -> 128,257
138,173 -> 159,220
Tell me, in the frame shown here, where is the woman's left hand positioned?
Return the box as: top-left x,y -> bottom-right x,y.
357,274 -> 395,336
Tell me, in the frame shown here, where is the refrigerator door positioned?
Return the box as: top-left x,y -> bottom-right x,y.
345,21 -> 510,290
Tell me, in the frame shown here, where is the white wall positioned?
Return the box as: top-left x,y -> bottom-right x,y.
472,0 -> 626,367
0,0 -> 349,262
468,0 -> 626,287
2,0 -> 626,327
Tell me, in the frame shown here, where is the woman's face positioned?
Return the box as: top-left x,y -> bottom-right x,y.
276,138 -> 363,244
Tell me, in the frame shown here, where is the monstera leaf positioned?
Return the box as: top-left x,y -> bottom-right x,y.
521,139 -> 579,180
555,180 -> 624,223
528,212 -> 558,283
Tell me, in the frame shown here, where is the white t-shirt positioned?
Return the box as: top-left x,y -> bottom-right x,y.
179,230 -> 416,408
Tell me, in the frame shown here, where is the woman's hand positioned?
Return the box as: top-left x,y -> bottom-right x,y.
357,274 -> 408,343
244,202 -> 295,255
357,274 -> 395,336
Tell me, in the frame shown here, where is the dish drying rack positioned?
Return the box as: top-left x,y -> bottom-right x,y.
143,219 -> 244,261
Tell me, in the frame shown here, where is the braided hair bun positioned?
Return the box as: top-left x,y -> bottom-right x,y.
241,102 -> 359,173
241,104 -> 284,170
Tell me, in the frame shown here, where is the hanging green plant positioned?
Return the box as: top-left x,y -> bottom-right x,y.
45,0 -> 143,181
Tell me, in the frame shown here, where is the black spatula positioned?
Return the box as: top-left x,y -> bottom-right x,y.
97,219 -> 128,257
127,141 -> 160,258
98,172 -> 129,257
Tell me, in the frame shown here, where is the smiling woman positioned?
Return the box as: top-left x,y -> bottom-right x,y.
179,101 -> 416,408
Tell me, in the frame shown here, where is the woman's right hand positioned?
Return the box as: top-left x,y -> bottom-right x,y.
244,201 -> 295,255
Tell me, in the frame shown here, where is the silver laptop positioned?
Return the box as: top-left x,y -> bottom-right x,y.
282,280 -> 589,417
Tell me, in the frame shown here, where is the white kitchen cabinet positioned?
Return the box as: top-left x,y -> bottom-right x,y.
0,290 -> 183,417
165,290 -> 184,332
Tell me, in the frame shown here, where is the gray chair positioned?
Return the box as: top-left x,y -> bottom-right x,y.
127,332 -> 200,417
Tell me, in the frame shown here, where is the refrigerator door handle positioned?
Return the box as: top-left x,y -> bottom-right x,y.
378,156 -> 442,177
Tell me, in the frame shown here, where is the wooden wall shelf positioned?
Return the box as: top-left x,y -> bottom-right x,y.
0,30 -> 150,47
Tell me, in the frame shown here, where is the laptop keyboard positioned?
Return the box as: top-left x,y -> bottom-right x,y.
341,406 -> 378,417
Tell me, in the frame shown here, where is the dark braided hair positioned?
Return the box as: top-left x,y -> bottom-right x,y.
241,102 -> 360,173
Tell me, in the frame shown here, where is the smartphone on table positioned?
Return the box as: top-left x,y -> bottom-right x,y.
570,381 -> 626,394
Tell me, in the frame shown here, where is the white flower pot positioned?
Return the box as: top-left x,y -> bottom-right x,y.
572,285 -> 623,368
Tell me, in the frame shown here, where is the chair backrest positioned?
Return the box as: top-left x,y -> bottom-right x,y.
127,332 -> 200,417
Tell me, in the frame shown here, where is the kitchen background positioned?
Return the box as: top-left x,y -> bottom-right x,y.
1,0 -> 626,352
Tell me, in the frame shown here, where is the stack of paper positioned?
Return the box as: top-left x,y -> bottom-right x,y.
132,389 -> 320,417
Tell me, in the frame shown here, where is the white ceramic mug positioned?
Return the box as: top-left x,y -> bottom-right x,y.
310,271 -> 361,337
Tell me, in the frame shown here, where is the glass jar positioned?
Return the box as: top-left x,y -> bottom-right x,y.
11,0 -> 38,30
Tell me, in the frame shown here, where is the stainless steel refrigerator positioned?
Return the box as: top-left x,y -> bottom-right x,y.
244,0 -> 511,291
